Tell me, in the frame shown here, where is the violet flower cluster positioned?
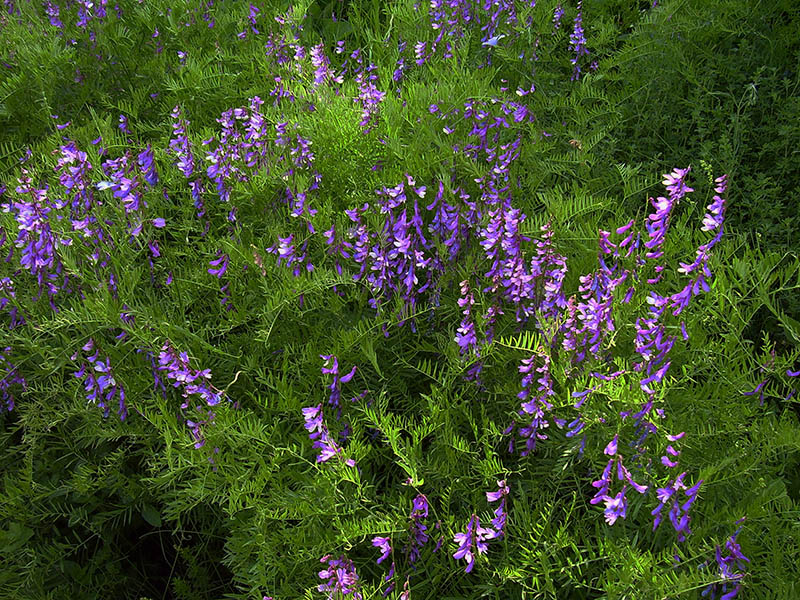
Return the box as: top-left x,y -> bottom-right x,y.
157,341 -> 227,448
266,233 -> 314,278
651,468 -> 702,541
568,2 -> 590,81
317,554 -> 362,600
4,167 -> 66,307
514,349 -> 555,456
0,274 -> 24,329
552,4 -> 564,30
302,403 -> 355,467
427,0 -> 474,63
702,521 -> 749,599
455,279 -> 478,355
372,535 -> 397,597
345,174 -> 436,326
373,493 -> 431,596
486,479 -> 510,538
56,140 -> 116,281
354,61 -> 386,133
452,513 -> 497,573
157,341 -> 226,408
566,221 -> 636,364
404,493 -> 430,565
202,97 -> 271,206
168,105 -> 206,220
590,435 -> 649,526
208,250 -> 234,311
320,354 -> 357,422
72,339 -> 127,420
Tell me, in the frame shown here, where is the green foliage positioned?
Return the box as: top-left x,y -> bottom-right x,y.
1,1 -> 799,599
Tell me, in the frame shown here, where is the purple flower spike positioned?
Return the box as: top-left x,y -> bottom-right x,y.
703,522 -> 749,599
553,4 -> 564,30
372,536 -> 392,564
486,480 -> 510,537
119,114 -> 131,135
453,514 -> 496,573
569,3 -> 590,80
208,251 -> 229,278
603,488 -> 628,525
317,554 -> 362,600
137,144 -> 159,187
405,494 -> 430,564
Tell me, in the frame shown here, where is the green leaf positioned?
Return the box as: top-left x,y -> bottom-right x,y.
141,504 -> 162,528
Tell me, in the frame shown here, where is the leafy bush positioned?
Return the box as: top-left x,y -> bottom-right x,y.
1,1 -> 798,599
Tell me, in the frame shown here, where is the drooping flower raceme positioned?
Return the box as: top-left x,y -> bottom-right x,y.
455,279 -> 477,355
302,404 -> 355,467
452,513 -> 497,573
569,3 -> 590,80
72,339 -> 127,420
405,494 -> 430,564
317,554 -> 362,600
486,480 -> 510,537
702,521 -> 749,599
651,471 -> 702,542
157,341 -> 227,448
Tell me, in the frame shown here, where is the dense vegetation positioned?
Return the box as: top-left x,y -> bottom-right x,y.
1,1 -> 799,598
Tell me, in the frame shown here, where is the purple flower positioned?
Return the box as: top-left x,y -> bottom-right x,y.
372,536 -> 392,564
208,251 -> 229,278
355,63 -> 386,133
317,554 -> 362,600
455,280 -> 477,354
0,347 -> 26,413
73,339 -> 127,420
137,144 -> 159,187
119,114 -> 131,135
703,523 -> 749,599
515,350 -> 555,456
302,400 -> 354,467
604,434 -> 619,456
482,34 -> 506,47
486,480 -> 510,537
651,472 -> 700,541
553,4 -> 564,29
157,341 -> 227,411
453,514 -> 496,573
404,494 -> 430,563
569,3 -> 590,81
168,106 -> 195,178
603,488 -> 628,525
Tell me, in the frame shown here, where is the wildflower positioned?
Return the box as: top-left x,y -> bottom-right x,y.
72,339 -> 127,420
455,280 -> 477,354
651,472 -> 701,541
453,514 -> 496,573
604,434 -> 619,456
0,347 -> 26,413
372,537 -> 392,564
208,251 -> 229,278
482,34 -> 506,47
552,4 -> 564,29
137,144 -> 159,187
486,480 -> 510,537
119,114 -> 131,134
318,554 -> 362,600
603,488 -> 628,525
702,522 -> 749,599
405,494 -> 430,564
569,4 -> 590,81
